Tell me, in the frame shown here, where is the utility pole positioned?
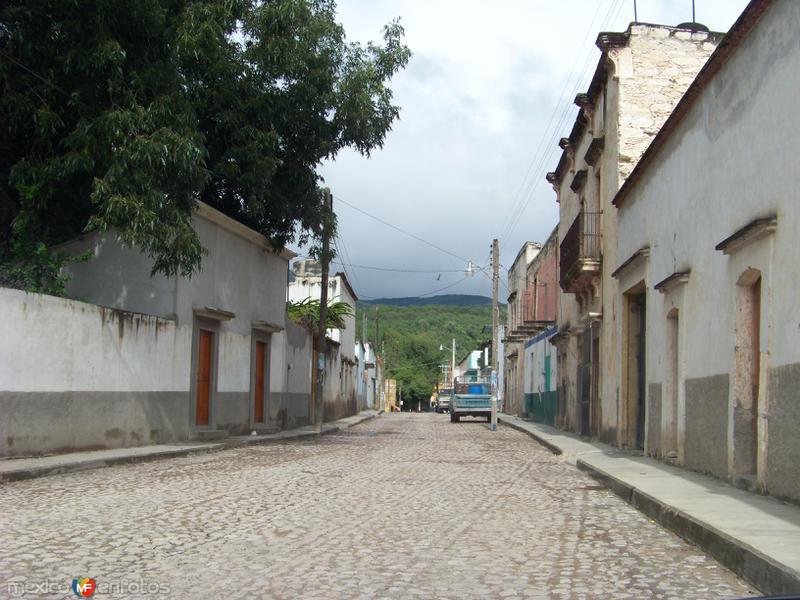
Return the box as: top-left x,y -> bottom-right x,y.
491,238 -> 499,431
313,189 -> 333,432
451,338 -> 456,387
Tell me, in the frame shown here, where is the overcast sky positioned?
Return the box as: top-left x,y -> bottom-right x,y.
297,0 -> 750,301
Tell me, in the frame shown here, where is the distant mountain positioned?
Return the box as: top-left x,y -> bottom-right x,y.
358,294 -> 496,308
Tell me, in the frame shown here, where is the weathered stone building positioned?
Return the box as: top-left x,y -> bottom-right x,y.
503,242 -> 540,416
520,228 -> 560,424
547,21 -> 722,439
609,0 -> 799,502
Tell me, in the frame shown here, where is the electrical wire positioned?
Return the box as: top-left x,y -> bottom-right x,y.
334,195 -> 472,265
495,0 -> 610,243
504,0 -> 626,243
333,233 -> 362,295
332,261 -> 463,274
497,0 -> 626,246
0,49 -> 72,97
418,275 -> 471,297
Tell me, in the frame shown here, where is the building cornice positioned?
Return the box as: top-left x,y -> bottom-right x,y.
611,246 -> 650,279
654,270 -> 690,293
715,216 -> 777,255
193,305 -> 235,321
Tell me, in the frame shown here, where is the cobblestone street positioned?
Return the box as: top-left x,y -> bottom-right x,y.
0,413 -> 756,599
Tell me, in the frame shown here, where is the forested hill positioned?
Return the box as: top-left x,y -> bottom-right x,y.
354,300 -> 506,407
358,294 -> 492,308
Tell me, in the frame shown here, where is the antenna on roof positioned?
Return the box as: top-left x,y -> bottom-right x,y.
692,0 -> 696,23
633,0 -> 638,23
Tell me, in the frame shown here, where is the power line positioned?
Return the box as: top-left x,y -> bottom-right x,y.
332,260 -> 463,274
333,233 -> 362,294
505,0 -> 625,242
387,359 -> 456,372
356,274 -> 472,301
334,195 -> 472,265
0,49 -> 72,97
419,275 -> 470,297
495,0 -> 610,244
497,0 -> 626,246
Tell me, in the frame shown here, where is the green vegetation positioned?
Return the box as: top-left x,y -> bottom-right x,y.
287,298 -> 353,331
359,294 -> 492,308
0,0 -> 410,292
355,301 -> 505,407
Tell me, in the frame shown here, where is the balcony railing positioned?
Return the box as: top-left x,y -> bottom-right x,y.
560,210 -> 602,291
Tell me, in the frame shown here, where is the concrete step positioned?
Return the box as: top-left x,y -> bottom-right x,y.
194,429 -> 228,441
251,426 -> 280,435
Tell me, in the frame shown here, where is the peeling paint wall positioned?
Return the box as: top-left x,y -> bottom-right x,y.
613,1 -> 800,501
552,23 -> 720,441
0,288 -> 190,455
3,204 -> 314,455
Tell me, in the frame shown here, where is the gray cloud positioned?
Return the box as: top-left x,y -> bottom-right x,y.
301,0 -> 749,300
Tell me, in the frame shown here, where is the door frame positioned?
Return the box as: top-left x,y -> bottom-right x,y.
250,331 -> 272,426
190,317 -> 221,430
621,281 -> 647,449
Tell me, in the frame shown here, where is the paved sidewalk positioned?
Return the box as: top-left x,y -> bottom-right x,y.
499,413 -> 800,596
0,410 -> 380,483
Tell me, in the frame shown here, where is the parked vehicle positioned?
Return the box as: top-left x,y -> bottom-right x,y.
449,379 -> 492,422
435,388 -> 452,413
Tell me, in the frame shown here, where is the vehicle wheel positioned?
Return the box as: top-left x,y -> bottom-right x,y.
487,415 -> 492,423
454,415 -> 460,423
450,413 -> 455,422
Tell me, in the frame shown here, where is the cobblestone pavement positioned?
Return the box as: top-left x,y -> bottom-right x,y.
0,413 -> 757,599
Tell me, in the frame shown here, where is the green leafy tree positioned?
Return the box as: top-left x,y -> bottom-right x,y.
356,301 -> 507,407
0,0 -> 410,292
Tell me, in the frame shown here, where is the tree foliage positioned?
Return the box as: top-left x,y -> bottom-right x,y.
287,297 -> 353,331
0,0 -> 410,290
356,303 -> 505,406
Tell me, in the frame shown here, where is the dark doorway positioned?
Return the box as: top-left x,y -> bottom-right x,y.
590,333 -> 601,437
196,329 -> 213,426
254,340 -> 267,424
623,286 -> 647,449
634,293 -> 647,449
578,333 -> 591,437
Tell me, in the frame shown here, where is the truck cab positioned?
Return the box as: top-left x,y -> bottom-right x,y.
449,379 -> 492,422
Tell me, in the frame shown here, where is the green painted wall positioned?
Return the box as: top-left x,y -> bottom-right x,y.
525,391 -> 557,426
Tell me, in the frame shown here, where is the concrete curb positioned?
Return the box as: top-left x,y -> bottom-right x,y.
498,415 -> 800,595
575,459 -> 800,596
498,416 -> 564,456
0,444 -> 225,484
0,410 -> 379,484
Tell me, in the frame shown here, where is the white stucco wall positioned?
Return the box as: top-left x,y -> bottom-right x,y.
1,288 -> 188,393
551,23 -> 721,438
615,1 -> 799,378
612,1 -> 800,499
524,329 -> 559,397
288,268 -> 358,419
3,203 -> 312,454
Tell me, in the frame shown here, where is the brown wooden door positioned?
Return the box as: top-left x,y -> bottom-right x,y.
254,341 -> 266,423
196,329 -> 213,426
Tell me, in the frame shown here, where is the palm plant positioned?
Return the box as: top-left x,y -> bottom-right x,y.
287,297 -> 354,330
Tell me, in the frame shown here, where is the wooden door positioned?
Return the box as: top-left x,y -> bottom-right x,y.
254,341 -> 266,423
196,329 -> 213,426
